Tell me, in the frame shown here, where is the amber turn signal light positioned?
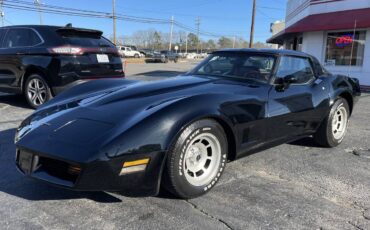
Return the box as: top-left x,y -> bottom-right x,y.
120,158 -> 150,176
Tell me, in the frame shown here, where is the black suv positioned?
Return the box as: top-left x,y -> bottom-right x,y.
0,25 -> 124,108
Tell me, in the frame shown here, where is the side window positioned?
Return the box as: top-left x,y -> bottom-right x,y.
276,56 -> 315,84
0,29 -> 6,45
3,28 -> 42,48
312,57 -> 324,76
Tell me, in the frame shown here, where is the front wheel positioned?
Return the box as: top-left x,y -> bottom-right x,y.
24,74 -> 52,109
163,119 -> 228,199
314,98 -> 350,147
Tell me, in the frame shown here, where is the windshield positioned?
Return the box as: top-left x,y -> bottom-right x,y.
189,52 -> 276,83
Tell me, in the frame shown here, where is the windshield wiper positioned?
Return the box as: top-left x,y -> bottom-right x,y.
191,73 -> 265,84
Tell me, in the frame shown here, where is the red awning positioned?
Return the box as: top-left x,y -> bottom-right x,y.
267,8 -> 370,44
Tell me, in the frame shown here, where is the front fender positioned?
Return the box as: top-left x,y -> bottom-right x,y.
102,93 -> 236,159
329,75 -> 361,109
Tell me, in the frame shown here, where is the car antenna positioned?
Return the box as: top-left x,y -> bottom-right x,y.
65,23 -> 73,28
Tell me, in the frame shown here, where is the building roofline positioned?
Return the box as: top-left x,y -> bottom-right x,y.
267,7 -> 370,44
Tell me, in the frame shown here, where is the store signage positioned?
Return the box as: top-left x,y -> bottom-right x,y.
335,35 -> 353,47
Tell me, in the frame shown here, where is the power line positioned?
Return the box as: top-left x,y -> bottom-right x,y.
1,0 -> 246,40
257,6 -> 285,11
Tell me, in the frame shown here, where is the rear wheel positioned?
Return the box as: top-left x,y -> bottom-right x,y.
161,57 -> 168,63
134,54 -> 140,58
163,119 -> 228,199
314,98 -> 350,147
24,74 -> 52,109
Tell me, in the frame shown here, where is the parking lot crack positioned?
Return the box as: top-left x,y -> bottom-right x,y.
345,148 -> 370,159
347,220 -> 364,230
362,209 -> 370,221
184,200 -> 233,230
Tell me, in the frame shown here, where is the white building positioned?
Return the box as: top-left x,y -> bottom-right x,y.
270,20 -> 285,49
267,0 -> 370,87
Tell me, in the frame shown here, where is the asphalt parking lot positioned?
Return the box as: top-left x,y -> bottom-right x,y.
1,62 -> 370,229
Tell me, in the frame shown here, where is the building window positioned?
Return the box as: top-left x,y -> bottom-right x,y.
325,31 -> 366,66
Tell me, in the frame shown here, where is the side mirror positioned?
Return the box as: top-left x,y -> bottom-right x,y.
275,75 -> 297,91
283,75 -> 298,84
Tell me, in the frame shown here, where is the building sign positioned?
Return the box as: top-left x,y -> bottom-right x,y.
335,35 -> 354,47
325,59 -> 336,66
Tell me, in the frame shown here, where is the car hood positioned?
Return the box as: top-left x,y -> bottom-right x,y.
15,75 -> 265,161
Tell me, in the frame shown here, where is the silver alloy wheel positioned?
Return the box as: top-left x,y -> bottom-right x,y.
27,78 -> 47,106
183,133 -> 222,186
332,104 -> 348,140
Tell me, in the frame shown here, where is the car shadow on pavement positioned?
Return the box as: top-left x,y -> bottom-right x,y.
0,94 -> 30,109
134,70 -> 185,78
0,128 -> 122,203
289,137 -> 322,148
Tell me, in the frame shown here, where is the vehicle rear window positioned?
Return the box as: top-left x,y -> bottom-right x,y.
63,36 -> 114,47
57,30 -> 114,47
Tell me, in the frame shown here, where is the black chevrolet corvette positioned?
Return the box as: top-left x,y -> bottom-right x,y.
15,49 -> 361,198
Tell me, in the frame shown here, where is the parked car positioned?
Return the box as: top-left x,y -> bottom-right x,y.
14,49 -> 360,198
117,46 -> 142,58
125,45 -> 138,51
138,48 -> 153,56
186,52 -> 198,59
0,24 -> 124,108
198,52 -> 209,58
146,50 -> 179,63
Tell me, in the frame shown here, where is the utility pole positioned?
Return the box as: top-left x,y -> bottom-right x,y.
233,36 -> 236,48
34,0 -> 42,25
169,16 -> 174,51
0,0 -> 4,27
185,32 -> 188,54
249,0 -> 256,48
112,0 -> 117,45
195,17 -> 201,53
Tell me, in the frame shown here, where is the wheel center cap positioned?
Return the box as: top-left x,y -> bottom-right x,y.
189,146 -> 203,164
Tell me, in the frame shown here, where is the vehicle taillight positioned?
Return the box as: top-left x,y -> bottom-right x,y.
48,46 -> 84,55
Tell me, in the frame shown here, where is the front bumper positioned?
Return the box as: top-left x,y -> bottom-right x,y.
15,148 -> 165,196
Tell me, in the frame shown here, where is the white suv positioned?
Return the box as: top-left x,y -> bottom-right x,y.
117,46 -> 142,58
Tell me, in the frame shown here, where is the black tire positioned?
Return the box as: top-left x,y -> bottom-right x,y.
314,98 -> 350,147
134,54 -> 140,58
174,57 -> 178,63
162,57 -> 169,63
24,74 -> 52,109
163,119 -> 228,199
